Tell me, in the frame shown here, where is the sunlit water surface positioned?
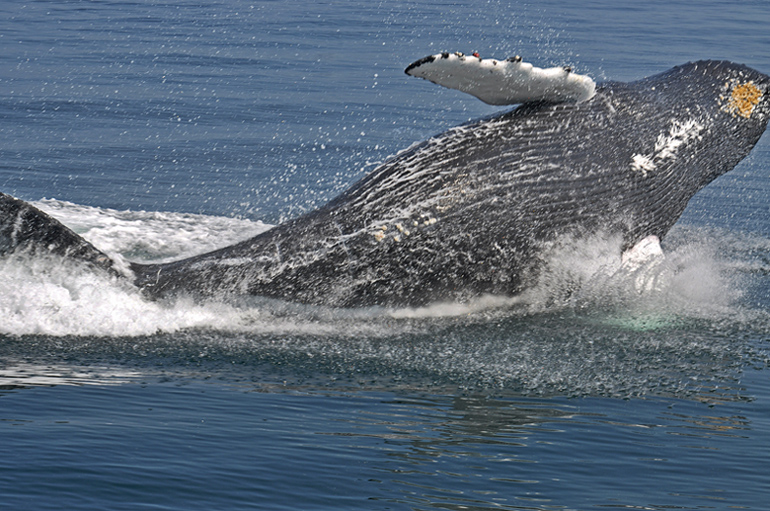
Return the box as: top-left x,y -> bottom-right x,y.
2,1 -> 770,510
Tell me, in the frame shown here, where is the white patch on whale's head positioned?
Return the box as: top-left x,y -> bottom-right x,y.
630,118 -> 704,176
630,154 -> 656,174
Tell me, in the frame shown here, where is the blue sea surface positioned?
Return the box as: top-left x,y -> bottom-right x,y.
2,1 -> 770,510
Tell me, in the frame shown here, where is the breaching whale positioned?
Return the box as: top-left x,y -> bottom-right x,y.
0,57 -> 768,308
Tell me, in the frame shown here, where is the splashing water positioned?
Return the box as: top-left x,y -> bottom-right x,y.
0,200 -> 765,340
2,200 -> 769,399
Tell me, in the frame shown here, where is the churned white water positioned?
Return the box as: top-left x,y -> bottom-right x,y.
0,200 -> 759,338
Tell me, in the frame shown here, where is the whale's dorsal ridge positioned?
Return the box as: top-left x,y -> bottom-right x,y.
405,51 -> 596,106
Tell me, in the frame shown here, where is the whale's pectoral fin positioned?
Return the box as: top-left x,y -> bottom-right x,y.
0,192 -> 120,275
620,235 -> 664,270
618,236 -> 667,295
405,52 -> 596,105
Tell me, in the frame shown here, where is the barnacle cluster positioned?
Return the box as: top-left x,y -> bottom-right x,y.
370,215 -> 437,243
720,81 -> 763,119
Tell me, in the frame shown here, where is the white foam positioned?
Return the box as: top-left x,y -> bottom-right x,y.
33,199 -> 272,263
389,294 -> 524,319
0,251 -> 418,337
0,200 -> 760,337
515,229 -> 741,323
0,362 -> 143,387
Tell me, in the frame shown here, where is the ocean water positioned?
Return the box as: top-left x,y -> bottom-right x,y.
2,1 -> 770,509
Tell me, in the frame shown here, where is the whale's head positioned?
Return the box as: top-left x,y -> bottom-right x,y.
633,60 -> 769,188
705,60 -> 769,138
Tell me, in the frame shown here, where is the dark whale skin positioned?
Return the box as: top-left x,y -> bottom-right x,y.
2,61 -> 769,307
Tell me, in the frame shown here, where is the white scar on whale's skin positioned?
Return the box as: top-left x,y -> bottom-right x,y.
630,119 -> 704,176
405,52 -> 596,105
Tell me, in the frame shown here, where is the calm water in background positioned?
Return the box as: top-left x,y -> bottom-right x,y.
2,1 -> 770,509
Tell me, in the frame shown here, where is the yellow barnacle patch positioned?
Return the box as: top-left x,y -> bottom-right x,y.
721,81 -> 763,119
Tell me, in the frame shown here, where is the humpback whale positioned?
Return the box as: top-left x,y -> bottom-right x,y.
1,57 -> 768,308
